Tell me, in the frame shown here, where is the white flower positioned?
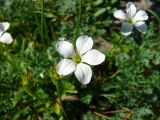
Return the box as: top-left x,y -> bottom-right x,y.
114,2 -> 148,36
40,73 -> 44,78
0,22 -> 13,44
56,35 -> 105,85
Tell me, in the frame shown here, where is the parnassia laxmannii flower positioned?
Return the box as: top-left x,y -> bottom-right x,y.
114,2 -> 148,36
0,22 -> 13,44
56,35 -> 105,85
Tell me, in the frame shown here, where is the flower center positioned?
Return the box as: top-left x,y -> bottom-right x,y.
73,54 -> 81,63
127,18 -> 134,24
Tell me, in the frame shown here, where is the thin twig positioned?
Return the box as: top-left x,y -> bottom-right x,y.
103,109 -> 130,114
93,112 -> 110,119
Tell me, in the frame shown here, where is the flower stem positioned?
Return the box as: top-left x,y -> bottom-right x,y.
74,0 -> 82,41
40,0 -> 44,43
52,79 -> 68,120
107,37 -> 124,55
44,17 -> 50,44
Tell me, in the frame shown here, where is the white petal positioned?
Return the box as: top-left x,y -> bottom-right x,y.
126,2 -> 137,18
56,41 -> 75,58
133,10 -> 148,22
74,63 -> 92,85
134,21 -> 147,33
0,33 -> 13,44
121,22 -> 133,36
82,49 -> 105,65
114,10 -> 127,20
76,35 -> 93,55
57,59 -> 76,75
0,22 -> 10,33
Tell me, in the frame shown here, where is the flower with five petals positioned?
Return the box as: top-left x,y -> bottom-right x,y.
114,2 -> 148,36
56,35 -> 105,85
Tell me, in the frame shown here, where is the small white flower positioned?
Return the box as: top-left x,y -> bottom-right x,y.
114,2 -> 148,36
56,35 -> 105,85
0,22 -> 13,44
40,73 -> 44,78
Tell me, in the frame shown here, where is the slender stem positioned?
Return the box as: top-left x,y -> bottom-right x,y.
108,70 -> 121,79
32,1 -> 40,34
0,44 -> 2,54
107,37 -> 124,55
74,0 -> 82,41
44,17 -> 50,43
146,9 -> 160,23
40,0 -> 44,43
51,26 -> 56,41
52,79 -> 68,120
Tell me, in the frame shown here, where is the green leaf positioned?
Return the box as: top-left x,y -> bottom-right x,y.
81,94 -> 93,105
94,8 -> 107,17
93,0 -> 104,6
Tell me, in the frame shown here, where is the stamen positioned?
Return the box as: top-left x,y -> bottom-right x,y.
73,54 -> 81,63
128,18 -> 134,24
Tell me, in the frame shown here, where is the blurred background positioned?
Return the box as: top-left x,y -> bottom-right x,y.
0,0 -> 160,119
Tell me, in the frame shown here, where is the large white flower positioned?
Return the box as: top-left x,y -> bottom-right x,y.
56,35 -> 105,85
0,22 -> 13,44
114,2 -> 148,36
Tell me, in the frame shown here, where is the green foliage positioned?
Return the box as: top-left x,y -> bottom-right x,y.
0,0 -> 160,120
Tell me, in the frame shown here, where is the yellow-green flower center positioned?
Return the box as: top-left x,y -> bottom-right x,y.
73,54 -> 81,63
128,18 -> 134,24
